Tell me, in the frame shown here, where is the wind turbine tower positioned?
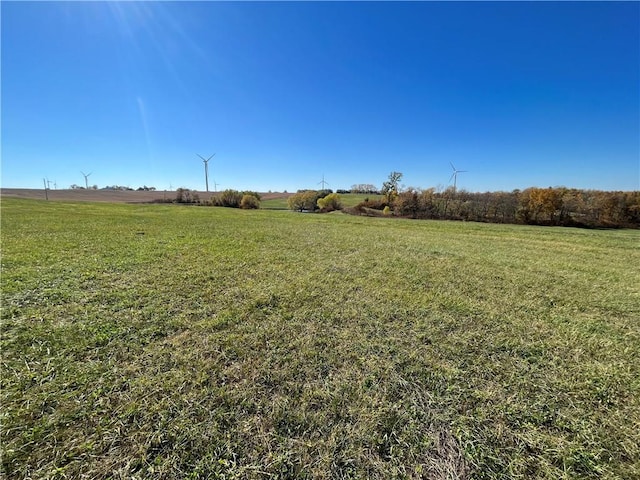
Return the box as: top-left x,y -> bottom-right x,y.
318,174 -> 329,190
197,153 -> 215,192
81,171 -> 92,189
449,162 -> 467,192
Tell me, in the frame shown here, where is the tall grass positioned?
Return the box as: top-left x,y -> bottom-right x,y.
1,198 -> 638,479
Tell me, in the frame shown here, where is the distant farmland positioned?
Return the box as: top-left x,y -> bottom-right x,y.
1,198 -> 638,479
1,188 -> 377,210
0,188 -> 292,204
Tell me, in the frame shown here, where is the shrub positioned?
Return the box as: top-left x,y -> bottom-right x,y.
288,190 -> 321,212
317,193 -> 342,212
240,194 -> 260,209
176,188 -> 200,204
242,191 -> 262,201
212,189 -> 243,208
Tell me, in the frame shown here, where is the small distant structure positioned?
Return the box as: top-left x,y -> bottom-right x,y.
197,153 -> 215,192
81,171 -> 92,189
318,174 -> 330,190
449,162 -> 467,192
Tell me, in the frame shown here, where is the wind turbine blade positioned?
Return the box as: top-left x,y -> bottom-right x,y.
208,154 -> 216,161
449,173 -> 456,183
458,170 -> 468,173
197,154 -> 207,161
450,162 -> 456,171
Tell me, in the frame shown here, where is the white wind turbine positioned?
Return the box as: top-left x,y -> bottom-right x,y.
449,162 -> 467,192
81,171 -> 92,189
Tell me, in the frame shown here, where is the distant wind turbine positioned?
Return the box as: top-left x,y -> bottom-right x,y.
448,162 -> 467,192
81,171 -> 92,189
197,153 -> 215,192
318,174 -> 329,190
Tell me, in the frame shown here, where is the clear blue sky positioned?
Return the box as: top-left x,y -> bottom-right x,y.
2,1 -> 639,193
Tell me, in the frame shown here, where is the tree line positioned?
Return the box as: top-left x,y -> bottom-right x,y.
357,185 -> 639,228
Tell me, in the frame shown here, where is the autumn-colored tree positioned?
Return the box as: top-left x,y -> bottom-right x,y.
211,189 -> 243,208
518,188 -> 564,224
240,194 -> 260,209
176,188 -> 200,204
382,172 -> 403,204
288,190 -> 320,212
317,193 -> 342,212
625,191 -> 640,226
394,189 -> 420,217
418,188 -> 439,218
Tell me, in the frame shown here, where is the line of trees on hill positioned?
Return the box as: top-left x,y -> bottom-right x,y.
356,186 -> 639,228
337,184 -> 381,194
170,188 -> 262,209
158,176 -> 639,228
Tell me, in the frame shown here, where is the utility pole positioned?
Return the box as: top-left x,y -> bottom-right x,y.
197,154 -> 215,192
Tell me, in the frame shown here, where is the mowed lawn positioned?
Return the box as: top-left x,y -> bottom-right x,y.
1,198 -> 638,479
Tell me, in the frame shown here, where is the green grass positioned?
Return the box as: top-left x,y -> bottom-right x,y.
260,195 -> 291,209
261,193 -> 382,210
336,193 -> 384,207
1,198 -> 639,479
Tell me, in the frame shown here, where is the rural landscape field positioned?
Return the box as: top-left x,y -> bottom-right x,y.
1,197 -> 638,479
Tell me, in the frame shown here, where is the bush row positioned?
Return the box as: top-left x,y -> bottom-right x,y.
172,189 -> 261,209
210,190 -> 261,209
287,190 -> 342,212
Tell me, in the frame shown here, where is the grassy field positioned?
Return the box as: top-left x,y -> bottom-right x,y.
1,198 -> 639,479
260,195 -> 291,210
261,193 -> 382,210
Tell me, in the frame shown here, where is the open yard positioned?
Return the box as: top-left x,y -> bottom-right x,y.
1,198 -> 638,479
